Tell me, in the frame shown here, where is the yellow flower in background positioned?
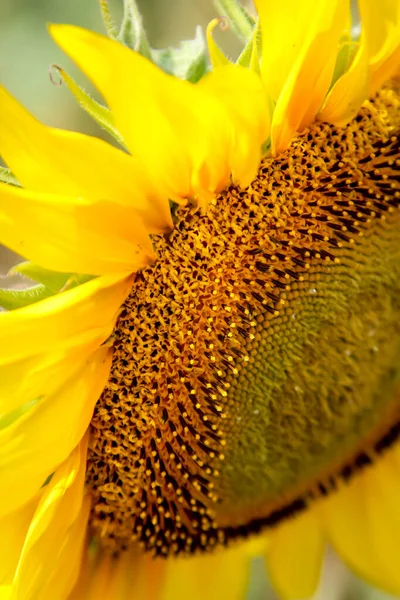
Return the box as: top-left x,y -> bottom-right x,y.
0,0 -> 399,598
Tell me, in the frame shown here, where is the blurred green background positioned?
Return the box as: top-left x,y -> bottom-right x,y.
0,1 -> 398,598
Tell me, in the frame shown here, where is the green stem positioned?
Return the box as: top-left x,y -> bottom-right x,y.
98,0 -> 118,39
214,0 -> 255,41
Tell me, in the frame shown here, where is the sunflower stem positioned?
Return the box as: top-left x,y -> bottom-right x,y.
118,0 -> 152,59
214,0 -> 255,41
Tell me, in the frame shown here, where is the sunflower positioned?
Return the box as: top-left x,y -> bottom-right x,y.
0,0 -> 400,598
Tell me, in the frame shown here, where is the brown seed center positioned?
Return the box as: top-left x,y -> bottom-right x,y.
86,81 -> 400,557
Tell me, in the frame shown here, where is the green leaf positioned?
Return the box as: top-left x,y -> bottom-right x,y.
0,166 -> 21,187
11,262 -> 94,293
0,284 -> 53,310
63,273 -> 95,290
152,27 -> 210,82
11,261 -> 71,293
50,65 -> 126,148
237,20 -> 261,69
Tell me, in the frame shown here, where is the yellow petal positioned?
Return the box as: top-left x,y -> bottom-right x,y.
161,543 -> 250,600
0,86 -> 172,234
0,496 -> 38,585
11,438 -> 90,600
321,443 -> 400,596
0,182 -> 154,276
0,342 -> 103,418
265,510 -> 325,599
256,0 -> 348,155
318,33 -> 370,127
41,495 -> 91,600
255,0 -> 345,98
359,0 -> 400,93
0,273 -> 132,364
49,25 -> 237,204
206,19 -> 232,69
68,548 -> 166,600
199,64 -> 270,187
0,345 -> 110,517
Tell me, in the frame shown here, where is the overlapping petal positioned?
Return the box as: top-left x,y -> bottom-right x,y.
10,438 -> 90,600
0,496 -> 38,585
50,25 -> 269,205
160,543 -> 250,600
0,87 -> 172,234
0,183 -> 155,275
0,344 -> 111,517
265,509 -> 325,599
68,549 -> 166,600
49,25 -> 228,203
199,65 -> 270,187
359,0 -> 400,93
318,33 -> 370,127
0,273 -> 132,363
0,274 -> 132,515
0,343 -> 101,418
256,0 -> 348,154
321,443 -> 400,596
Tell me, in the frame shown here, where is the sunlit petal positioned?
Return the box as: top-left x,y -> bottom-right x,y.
12,439 -> 90,600
0,273 -> 132,363
0,346 -> 111,517
322,444 -> 400,596
266,510 -> 325,599
256,0 -> 348,154
0,183 -> 154,275
0,86 -> 172,234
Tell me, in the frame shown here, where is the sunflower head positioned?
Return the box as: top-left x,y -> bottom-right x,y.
1,1 -> 400,599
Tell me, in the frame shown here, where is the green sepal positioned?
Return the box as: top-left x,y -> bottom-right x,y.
50,65 -> 126,148
152,27 -> 210,83
0,398 -> 40,430
99,0 -> 118,39
214,0 -> 255,41
117,0 -> 152,59
330,36 -> 358,89
11,261 -> 72,293
0,284 -> 53,310
63,273 -> 95,290
0,166 -> 21,187
237,20 -> 261,70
